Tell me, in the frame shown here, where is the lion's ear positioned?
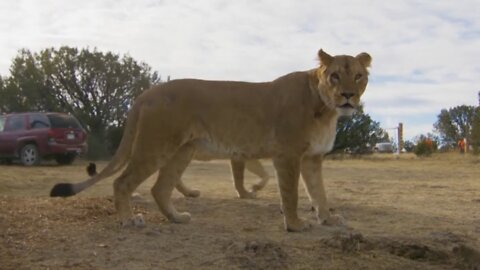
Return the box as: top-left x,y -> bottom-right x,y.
318,49 -> 333,66
356,52 -> 372,68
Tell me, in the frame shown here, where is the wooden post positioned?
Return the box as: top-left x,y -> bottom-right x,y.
398,123 -> 403,153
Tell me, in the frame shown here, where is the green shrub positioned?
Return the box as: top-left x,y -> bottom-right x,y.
414,138 -> 434,157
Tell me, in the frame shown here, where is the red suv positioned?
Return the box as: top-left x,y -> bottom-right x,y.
0,112 -> 87,166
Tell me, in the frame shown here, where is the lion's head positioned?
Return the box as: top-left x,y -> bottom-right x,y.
315,49 -> 372,116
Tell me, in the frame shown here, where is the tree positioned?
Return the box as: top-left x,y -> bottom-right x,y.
471,108 -> 480,153
403,140 -> 415,152
0,46 -> 161,158
434,105 -> 478,145
0,75 -> 3,112
0,49 -> 53,112
333,106 -> 389,154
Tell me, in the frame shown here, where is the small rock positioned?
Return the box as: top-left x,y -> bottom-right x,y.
117,236 -> 127,241
145,230 -> 162,236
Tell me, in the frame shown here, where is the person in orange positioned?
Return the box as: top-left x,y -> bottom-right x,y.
425,138 -> 433,149
458,139 -> 465,153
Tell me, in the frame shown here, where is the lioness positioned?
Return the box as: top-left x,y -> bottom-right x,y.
51,49 -> 371,232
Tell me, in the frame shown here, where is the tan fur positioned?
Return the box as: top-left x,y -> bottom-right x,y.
57,50 -> 371,232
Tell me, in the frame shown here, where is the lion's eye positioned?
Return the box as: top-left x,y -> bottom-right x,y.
355,73 -> 363,81
330,72 -> 340,83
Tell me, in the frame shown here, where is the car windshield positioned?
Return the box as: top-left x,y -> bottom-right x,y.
47,114 -> 81,129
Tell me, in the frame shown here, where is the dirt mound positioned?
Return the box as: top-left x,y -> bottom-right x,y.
320,231 -> 480,269
453,245 -> 480,270
320,232 -> 368,252
383,241 -> 447,261
225,240 -> 288,269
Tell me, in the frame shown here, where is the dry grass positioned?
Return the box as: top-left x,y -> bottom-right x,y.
1,153 -> 479,269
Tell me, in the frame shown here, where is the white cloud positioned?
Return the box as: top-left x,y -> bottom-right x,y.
1,0 -> 479,141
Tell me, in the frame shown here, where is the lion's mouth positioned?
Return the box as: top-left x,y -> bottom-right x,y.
338,103 -> 354,109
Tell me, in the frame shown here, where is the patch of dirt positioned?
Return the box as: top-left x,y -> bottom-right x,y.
1,156 -> 479,269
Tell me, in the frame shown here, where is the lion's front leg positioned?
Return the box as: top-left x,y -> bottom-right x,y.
301,155 -> 345,226
273,156 -> 311,232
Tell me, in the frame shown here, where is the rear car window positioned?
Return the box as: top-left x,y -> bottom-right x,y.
0,116 -> 4,131
29,114 -> 50,129
47,114 -> 81,129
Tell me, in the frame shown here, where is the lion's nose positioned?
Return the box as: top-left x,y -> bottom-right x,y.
341,93 -> 355,99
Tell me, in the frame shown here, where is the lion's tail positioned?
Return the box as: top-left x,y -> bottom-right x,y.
50,104 -> 140,197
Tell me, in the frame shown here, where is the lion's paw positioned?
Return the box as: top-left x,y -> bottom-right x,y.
239,191 -> 257,199
251,184 -> 261,192
184,189 -> 201,198
171,212 -> 191,224
121,214 -> 146,228
251,177 -> 268,192
320,214 -> 346,226
251,183 -> 265,192
286,218 -> 312,232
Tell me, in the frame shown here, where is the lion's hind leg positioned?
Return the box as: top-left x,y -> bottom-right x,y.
245,159 -> 270,192
152,143 -> 195,223
231,160 -> 256,199
176,179 -> 201,198
113,160 -> 157,227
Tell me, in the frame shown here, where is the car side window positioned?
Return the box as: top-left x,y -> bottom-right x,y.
0,116 -> 5,131
5,115 -> 26,131
29,114 -> 50,129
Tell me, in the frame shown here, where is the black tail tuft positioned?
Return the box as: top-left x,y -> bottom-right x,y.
50,183 -> 76,197
86,162 -> 97,176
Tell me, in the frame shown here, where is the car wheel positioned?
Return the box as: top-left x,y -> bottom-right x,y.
55,153 -> 76,165
20,144 -> 40,166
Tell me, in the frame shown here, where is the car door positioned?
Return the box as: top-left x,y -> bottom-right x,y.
26,113 -> 50,155
0,115 -> 27,157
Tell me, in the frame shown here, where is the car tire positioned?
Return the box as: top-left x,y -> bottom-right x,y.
55,153 -> 76,165
20,144 -> 40,166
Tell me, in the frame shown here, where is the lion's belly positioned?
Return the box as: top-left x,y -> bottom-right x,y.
190,116 -> 276,161
193,137 -> 273,161
193,140 -> 236,160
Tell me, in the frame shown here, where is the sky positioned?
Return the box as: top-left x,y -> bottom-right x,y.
0,0 -> 479,141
